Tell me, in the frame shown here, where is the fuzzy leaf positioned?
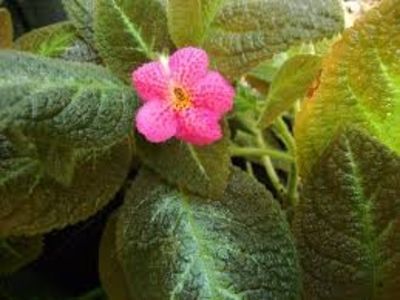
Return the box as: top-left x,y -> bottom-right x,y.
167,0 -> 344,80
94,0 -> 173,82
14,22 -> 99,62
135,123 -> 231,198
0,8 -> 13,49
295,0 -> 400,176
258,55 -> 322,128
101,168 -> 300,300
0,51 -> 136,236
294,128 -> 400,300
0,236 -> 43,275
62,0 -> 95,44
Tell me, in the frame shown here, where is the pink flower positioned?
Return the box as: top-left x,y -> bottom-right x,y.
132,47 -> 234,146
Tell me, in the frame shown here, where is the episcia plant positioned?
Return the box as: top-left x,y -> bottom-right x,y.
0,0 -> 399,299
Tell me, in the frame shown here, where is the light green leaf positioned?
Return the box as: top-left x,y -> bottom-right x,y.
295,0 -> 400,176
0,51 -> 136,236
14,22 -> 99,63
101,168 -> 300,300
0,236 -> 43,275
294,128 -> 400,300
62,0 -> 95,44
135,123 -> 231,198
258,54 -> 322,128
0,8 -> 13,49
167,0 -> 344,80
94,0 -> 173,82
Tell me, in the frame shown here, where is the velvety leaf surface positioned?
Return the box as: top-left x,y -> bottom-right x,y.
168,0 -> 344,80
258,55 -> 322,128
135,123 -> 231,199
103,168 -> 300,300
0,8 -> 13,49
295,0 -> 400,176
0,51 -> 136,236
94,0 -> 173,82
294,128 -> 400,300
62,0 -> 95,44
14,22 -> 98,62
0,236 -> 43,275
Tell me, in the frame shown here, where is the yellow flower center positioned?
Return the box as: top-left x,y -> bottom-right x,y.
171,87 -> 192,111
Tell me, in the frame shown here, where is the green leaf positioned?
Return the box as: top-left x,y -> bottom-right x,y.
0,236 -> 43,275
62,0 -> 95,45
294,128 -> 400,300
94,0 -> 173,82
99,213 -> 132,300
258,55 -> 322,128
0,51 -> 136,236
101,168 -> 300,300
14,22 -> 99,62
0,8 -> 13,49
135,123 -> 231,198
167,0 -> 344,80
295,0 -> 400,177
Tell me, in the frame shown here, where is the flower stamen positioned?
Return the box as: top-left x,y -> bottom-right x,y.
172,87 -> 192,111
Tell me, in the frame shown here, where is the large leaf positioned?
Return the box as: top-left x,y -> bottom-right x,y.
258,54 -> 322,128
0,8 -> 12,49
0,51 -> 136,236
135,123 -> 231,198
14,22 -> 99,62
295,0 -> 400,176
0,236 -> 43,275
94,0 -> 173,82
294,128 -> 400,300
62,0 -> 95,44
167,0 -> 344,80
101,168 -> 300,300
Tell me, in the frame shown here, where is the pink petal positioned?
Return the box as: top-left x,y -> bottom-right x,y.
132,61 -> 168,102
176,108 -> 222,146
136,101 -> 177,143
169,47 -> 209,87
193,71 -> 234,115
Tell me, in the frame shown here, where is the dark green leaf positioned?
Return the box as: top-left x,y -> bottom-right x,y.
136,123 -> 231,198
0,51 -> 136,236
62,0 -> 95,44
101,168 -> 300,300
294,128 -> 400,299
94,0 -> 173,82
0,236 -> 43,275
259,54 -> 322,128
167,0 -> 344,80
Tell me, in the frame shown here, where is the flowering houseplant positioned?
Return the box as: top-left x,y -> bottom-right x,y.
0,0 -> 399,299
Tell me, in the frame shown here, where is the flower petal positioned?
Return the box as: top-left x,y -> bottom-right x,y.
176,108 -> 222,146
136,101 -> 177,143
132,61 -> 168,102
169,47 -> 209,87
193,71 -> 234,115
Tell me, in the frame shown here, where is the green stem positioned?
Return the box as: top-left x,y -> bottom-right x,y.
255,131 -> 287,198
274,118 -> 299,206
230,146 -> 294,163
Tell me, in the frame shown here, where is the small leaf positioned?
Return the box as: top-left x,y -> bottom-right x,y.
258,54 -> 322,128
94,0 -> 173,82
62,0 -> 95,44
0,8 -> 13,49
101,168 -> 301,300
294,128 -> 400,300
0,236 -> 43,275
135,123 -> 231,198
0,51 -> 137,236
295,0 -> 400,176
167,0 -> 344,80
14,21 -> 98,62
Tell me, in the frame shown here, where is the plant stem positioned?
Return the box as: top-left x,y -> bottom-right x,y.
230,146 -> 294,163
274,118 -> 299,206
